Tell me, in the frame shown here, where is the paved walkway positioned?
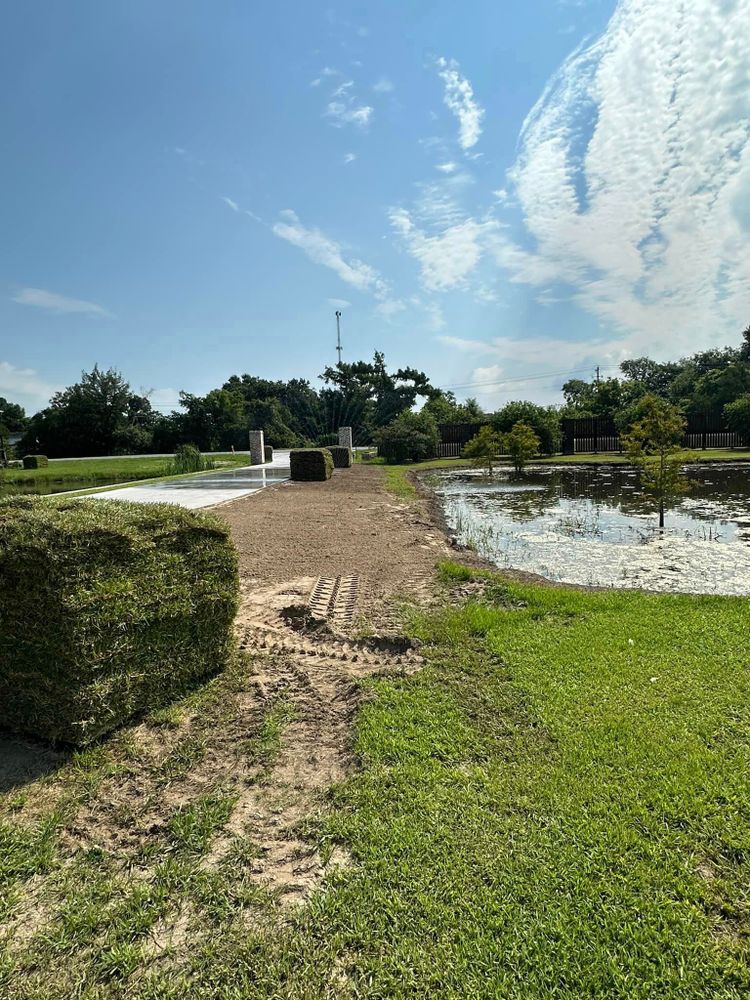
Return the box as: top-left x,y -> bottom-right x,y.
91,453 -> 290,509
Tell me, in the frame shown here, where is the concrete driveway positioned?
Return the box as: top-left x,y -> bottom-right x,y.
90,452 -> 291,509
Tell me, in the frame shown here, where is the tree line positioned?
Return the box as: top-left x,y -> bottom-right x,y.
2,325 -> 749,459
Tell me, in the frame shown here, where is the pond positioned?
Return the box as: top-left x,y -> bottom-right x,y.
432,463 -> 750,595
0,477 -> 140,499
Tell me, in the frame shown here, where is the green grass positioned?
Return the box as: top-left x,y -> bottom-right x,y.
541,448 -> 750,465
3,571 -> 750,996
0,453 -> 250,492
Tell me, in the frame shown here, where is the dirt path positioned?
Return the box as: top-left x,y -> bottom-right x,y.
204,465 -> 450,901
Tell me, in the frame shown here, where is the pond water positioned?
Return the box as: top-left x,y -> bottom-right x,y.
0,477 -> 139,499
432,463 -> 750,595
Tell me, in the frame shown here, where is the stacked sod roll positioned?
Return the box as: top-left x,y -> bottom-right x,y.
0,496 -> 239,745
289,448 -> 334,481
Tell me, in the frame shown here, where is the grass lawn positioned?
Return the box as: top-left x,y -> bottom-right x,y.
0,454 -> 251,495
2,566 -> 749,996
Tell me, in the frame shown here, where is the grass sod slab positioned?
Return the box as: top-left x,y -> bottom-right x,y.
21,455 -> 48,469
0,496 -> 239,745
289,448 -> 334,482
327,445 -> 353,469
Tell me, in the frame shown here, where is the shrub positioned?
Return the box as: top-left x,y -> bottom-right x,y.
264,444 -> 274,463
725,394 -> 750,443
373,411 -> 439,464
290,448 -> 333,481
463,426 -> 504,476
328,445 -> 353,469
0,496 -> 239,745
170,444 -> 213,475
492,402 -> 559,456
23,455 -> 48,469
503,422 -> 540,473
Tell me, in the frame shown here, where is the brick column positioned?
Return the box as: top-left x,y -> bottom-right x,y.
249,430 -> 265,465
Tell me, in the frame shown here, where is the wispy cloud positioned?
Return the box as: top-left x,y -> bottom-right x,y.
497,0 -> 750,352
343,152 -> 357,164
11,287 -> 113,318
221,196 -> 239,211
272,210 -> 388,296
436,57 -> 484,151
436,162 -> 458,174
390,207 -> 498,291
324,78 -> 373,129
373,77 -> 394,93
328,298 -> 351,309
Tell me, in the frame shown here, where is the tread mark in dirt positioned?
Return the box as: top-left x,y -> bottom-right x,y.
308,574 -> 359,625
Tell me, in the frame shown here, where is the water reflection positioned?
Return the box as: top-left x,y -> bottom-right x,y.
432,463 -> 750,595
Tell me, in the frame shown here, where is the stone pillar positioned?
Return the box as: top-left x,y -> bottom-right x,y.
249,430 -> 265,466
338,426 -> 353,450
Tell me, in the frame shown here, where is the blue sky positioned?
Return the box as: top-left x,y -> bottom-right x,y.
2,0 -> 749,416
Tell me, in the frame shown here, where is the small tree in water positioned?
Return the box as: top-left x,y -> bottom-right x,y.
463,426 -> 504,476
622,395 -> 690,529
503,421 -> 540,474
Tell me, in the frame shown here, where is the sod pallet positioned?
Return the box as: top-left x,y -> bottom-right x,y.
0,496 -> 239,745
327,446 -> 353,469
264,445 -> 274,463
290,448 -> 333,481
23,455 -> 48,469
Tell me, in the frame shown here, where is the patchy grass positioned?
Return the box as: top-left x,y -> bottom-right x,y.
3,572 -> 750,996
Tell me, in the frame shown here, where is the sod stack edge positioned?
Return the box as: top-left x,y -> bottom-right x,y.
327,446 -> 353,469
290,448 -> 334,481
0,496 -> 239,745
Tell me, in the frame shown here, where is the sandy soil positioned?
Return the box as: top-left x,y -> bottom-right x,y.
217,464 -> 449,621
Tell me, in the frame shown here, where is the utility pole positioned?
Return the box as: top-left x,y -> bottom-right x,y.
595,365 -> 601,386
335,310 -> 343,365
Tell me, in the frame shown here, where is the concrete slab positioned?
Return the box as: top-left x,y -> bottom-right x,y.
90,454 -> 291,509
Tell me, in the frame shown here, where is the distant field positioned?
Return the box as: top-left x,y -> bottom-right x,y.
0,454 -> 250,495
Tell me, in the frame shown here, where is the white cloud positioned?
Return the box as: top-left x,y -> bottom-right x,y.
328,298 -> 351,308
273,210 -> 389,297
390,207 -> 498,291
11,287 -> 113,318
221,196 -> 239,211
0,361 -> 61,410
326,100 -> 373,128
375,298 -> 407,319
436,57 -> 484,150
497,0 -> 750,354
373,77 -> 394,93
343,152 -> 357,164
436,162 -> 458,174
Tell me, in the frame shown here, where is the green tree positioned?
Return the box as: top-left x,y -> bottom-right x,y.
724,394 -> 750,443
463,425 -> 503,476
503,421 -> 540,473
622,395 -> 689,530
0,397 -> 27,432
373,410 -> 439,464
20,366 -> 154,457
493,401 -> 559,455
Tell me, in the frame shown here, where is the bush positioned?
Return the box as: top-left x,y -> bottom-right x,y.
264,444 -> 274,463
503,421 -> 540,473
373,411 -> 439,464
23,455 -> 48,469
0,496 -> 239,745
170,444 -> 213,475
328,445 -> 353,469
290,448 -> 333,481
725,394 -> 750,443
492,402 -> 559,456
